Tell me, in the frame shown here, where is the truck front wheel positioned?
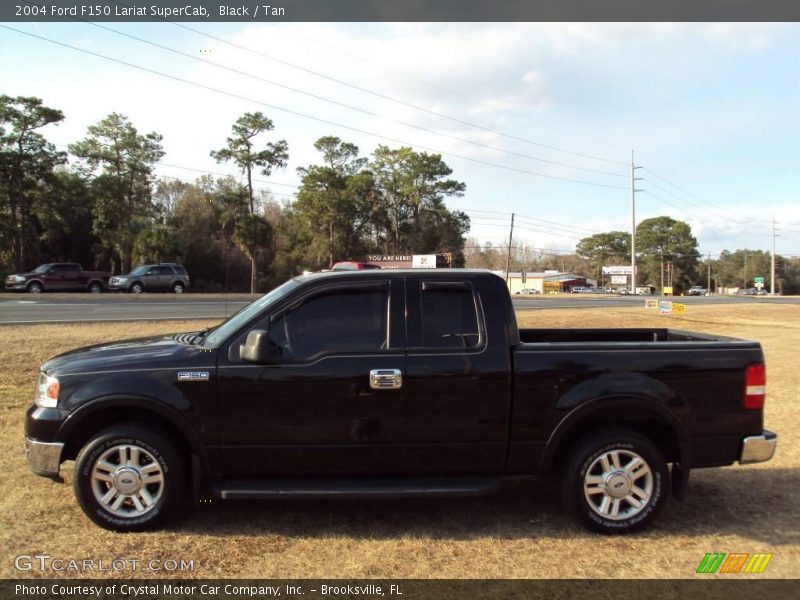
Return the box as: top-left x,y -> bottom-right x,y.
73,426 -> 185,531
561,428 -> 670,534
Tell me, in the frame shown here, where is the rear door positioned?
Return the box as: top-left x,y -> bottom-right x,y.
403,277 -> 511,473
155,265 -> 174,290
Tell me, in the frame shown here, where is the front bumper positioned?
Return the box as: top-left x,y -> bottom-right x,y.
739,430 -> 777,464
4,283 -> 26,291
25,437 -> 64,478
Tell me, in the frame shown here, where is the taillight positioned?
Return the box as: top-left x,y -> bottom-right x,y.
744,364 -> 766,409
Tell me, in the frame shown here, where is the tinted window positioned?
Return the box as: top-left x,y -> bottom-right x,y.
420,286 -> 480,348
129,266 -> 149,276
267,287 -> 389,361
173,266 -> 187,275
62,264 -> 81,272
156,266 -> 174,275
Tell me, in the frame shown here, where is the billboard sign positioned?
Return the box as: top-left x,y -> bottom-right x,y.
611,275 -> 627,284
603,265 -> 635,275
412,254 -> 437,268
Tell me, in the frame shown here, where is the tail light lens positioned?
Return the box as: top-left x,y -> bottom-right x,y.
744,364 -> 766,409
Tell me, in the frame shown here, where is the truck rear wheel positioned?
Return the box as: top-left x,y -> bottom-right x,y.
73,425 -> 185,532
561,428 -> 669,534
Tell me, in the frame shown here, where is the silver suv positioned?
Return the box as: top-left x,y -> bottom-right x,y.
108,263 -> 190,294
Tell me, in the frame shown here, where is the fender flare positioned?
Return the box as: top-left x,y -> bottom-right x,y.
58,394 -> 209,474
539,393 -> 692,474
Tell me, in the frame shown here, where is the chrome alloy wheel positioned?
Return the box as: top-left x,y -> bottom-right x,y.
90,444 -> 164,518
583,449 -> 654,521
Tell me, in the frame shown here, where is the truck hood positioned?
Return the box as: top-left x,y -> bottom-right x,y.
42,333 -> 215,375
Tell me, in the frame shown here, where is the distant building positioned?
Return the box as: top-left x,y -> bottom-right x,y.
494,271 -> 595,293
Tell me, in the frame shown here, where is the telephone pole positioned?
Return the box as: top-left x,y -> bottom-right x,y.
505,212 -> 515,285
707,251 -> 712,295
631,150 -> 643,293
771,215 -> 778,295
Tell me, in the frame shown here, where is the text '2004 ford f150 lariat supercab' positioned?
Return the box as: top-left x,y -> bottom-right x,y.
25,270 -> 777,533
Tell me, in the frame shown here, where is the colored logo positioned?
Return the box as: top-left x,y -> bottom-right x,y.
696,552 -> 772,574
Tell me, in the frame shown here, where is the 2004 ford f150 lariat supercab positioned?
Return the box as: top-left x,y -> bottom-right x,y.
25,270 -> 777,533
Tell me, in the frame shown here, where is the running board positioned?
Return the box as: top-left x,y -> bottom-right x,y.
209,476 -> 501,500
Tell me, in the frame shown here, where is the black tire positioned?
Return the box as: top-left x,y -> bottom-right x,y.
27,282 -> 43,294
73,425 -> 185,532
88,281 -> 103,294
130,282 -> 144,294
172,282 -> 185,294
561,428 -> 670,534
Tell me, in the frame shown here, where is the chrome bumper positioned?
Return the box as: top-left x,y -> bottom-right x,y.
739,430 -> 777,465
25,437 -> 64,477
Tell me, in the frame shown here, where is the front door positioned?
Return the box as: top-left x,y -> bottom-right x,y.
215,279 -> 407,477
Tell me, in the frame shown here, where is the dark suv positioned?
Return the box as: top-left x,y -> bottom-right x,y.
108,263 -> 190,294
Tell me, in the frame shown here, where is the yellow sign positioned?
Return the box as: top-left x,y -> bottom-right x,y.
663,286 -> 673,296
543,281 -> 561,293
672,302 -> 686,314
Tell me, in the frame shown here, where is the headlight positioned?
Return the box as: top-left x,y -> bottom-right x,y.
117,277 -> 128,283
14,275 -> 25,282
35,373 -> 60,408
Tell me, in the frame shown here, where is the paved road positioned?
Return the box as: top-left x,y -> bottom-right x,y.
0,294 -> 798,325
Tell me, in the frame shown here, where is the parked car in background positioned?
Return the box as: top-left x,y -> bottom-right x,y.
331,261 -> 381,271
687,286 -> 707,296
589,287 -> 605,294
515,288 -> 539,295
5,263 -> 110,293
740,288 -> 758,296
570,286 -> 591,293
108,264 -> 190,294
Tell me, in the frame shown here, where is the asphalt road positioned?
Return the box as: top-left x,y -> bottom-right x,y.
0,293 -> 798,325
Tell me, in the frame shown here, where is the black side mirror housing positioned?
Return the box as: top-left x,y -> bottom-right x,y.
240,329 -> 271,364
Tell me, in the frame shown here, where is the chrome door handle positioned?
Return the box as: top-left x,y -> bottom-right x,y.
369,368 -> 403,390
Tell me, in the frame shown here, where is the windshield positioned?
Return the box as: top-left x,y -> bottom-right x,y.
128,266 -> 149,276
33,264 -> 52,273
200,278 -> 303,348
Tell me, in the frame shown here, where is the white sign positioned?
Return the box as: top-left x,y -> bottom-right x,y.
603,265 -> 635,275
412,254 -> 437,268
611,275 -> 627,284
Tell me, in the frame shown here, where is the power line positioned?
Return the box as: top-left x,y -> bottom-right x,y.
51,16 -> 628,180
106,0 -> 628,167
1,25 -> 630,192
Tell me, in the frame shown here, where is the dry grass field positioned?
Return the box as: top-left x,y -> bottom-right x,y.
0,304 -> 797,579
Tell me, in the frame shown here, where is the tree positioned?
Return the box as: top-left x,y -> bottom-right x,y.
293,136 -> 370,268
233,213 -> 273,294
69,113 -> 164,272
576,231 -> 631,283
210,112 -> 288,214
0,95 -> 65,271
635,216 -> 699,292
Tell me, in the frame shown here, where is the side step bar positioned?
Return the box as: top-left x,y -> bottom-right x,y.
209,477 -> 501,500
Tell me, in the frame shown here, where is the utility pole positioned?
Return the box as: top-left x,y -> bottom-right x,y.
505,212 -> 515,286
771,215 -> 778,296
743,252 -> 748,289
707,251 -> 712,295
631,150 -> 643,293
659,246 -> 665,293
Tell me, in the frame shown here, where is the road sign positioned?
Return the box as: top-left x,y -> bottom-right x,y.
659,300 -> 672,314
645,299 -> 658,309
611,275 -> 627,284
754,276 -> 765,284
672,302 -> 686,314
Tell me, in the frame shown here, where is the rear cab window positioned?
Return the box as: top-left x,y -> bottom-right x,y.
407,279 -> 485,351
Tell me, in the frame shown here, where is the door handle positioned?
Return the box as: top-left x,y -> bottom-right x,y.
369,368 -> 403,390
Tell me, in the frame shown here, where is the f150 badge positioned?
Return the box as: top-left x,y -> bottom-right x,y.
177,371 -> 210,382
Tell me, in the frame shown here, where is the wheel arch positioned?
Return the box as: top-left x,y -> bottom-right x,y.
58,395 -> 208,476
540,394 -> 691,475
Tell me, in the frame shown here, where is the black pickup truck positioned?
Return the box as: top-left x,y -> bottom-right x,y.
25,270 -> 777,533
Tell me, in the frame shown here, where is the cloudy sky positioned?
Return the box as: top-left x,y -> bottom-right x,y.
2,21 -> 798,258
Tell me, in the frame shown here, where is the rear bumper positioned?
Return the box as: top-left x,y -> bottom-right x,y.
25,437 -> 64,478
739,430 -> 777,464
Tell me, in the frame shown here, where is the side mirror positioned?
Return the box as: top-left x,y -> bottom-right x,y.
240,329 -> 271,364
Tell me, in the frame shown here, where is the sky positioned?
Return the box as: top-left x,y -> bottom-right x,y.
1,21 -> 798,259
